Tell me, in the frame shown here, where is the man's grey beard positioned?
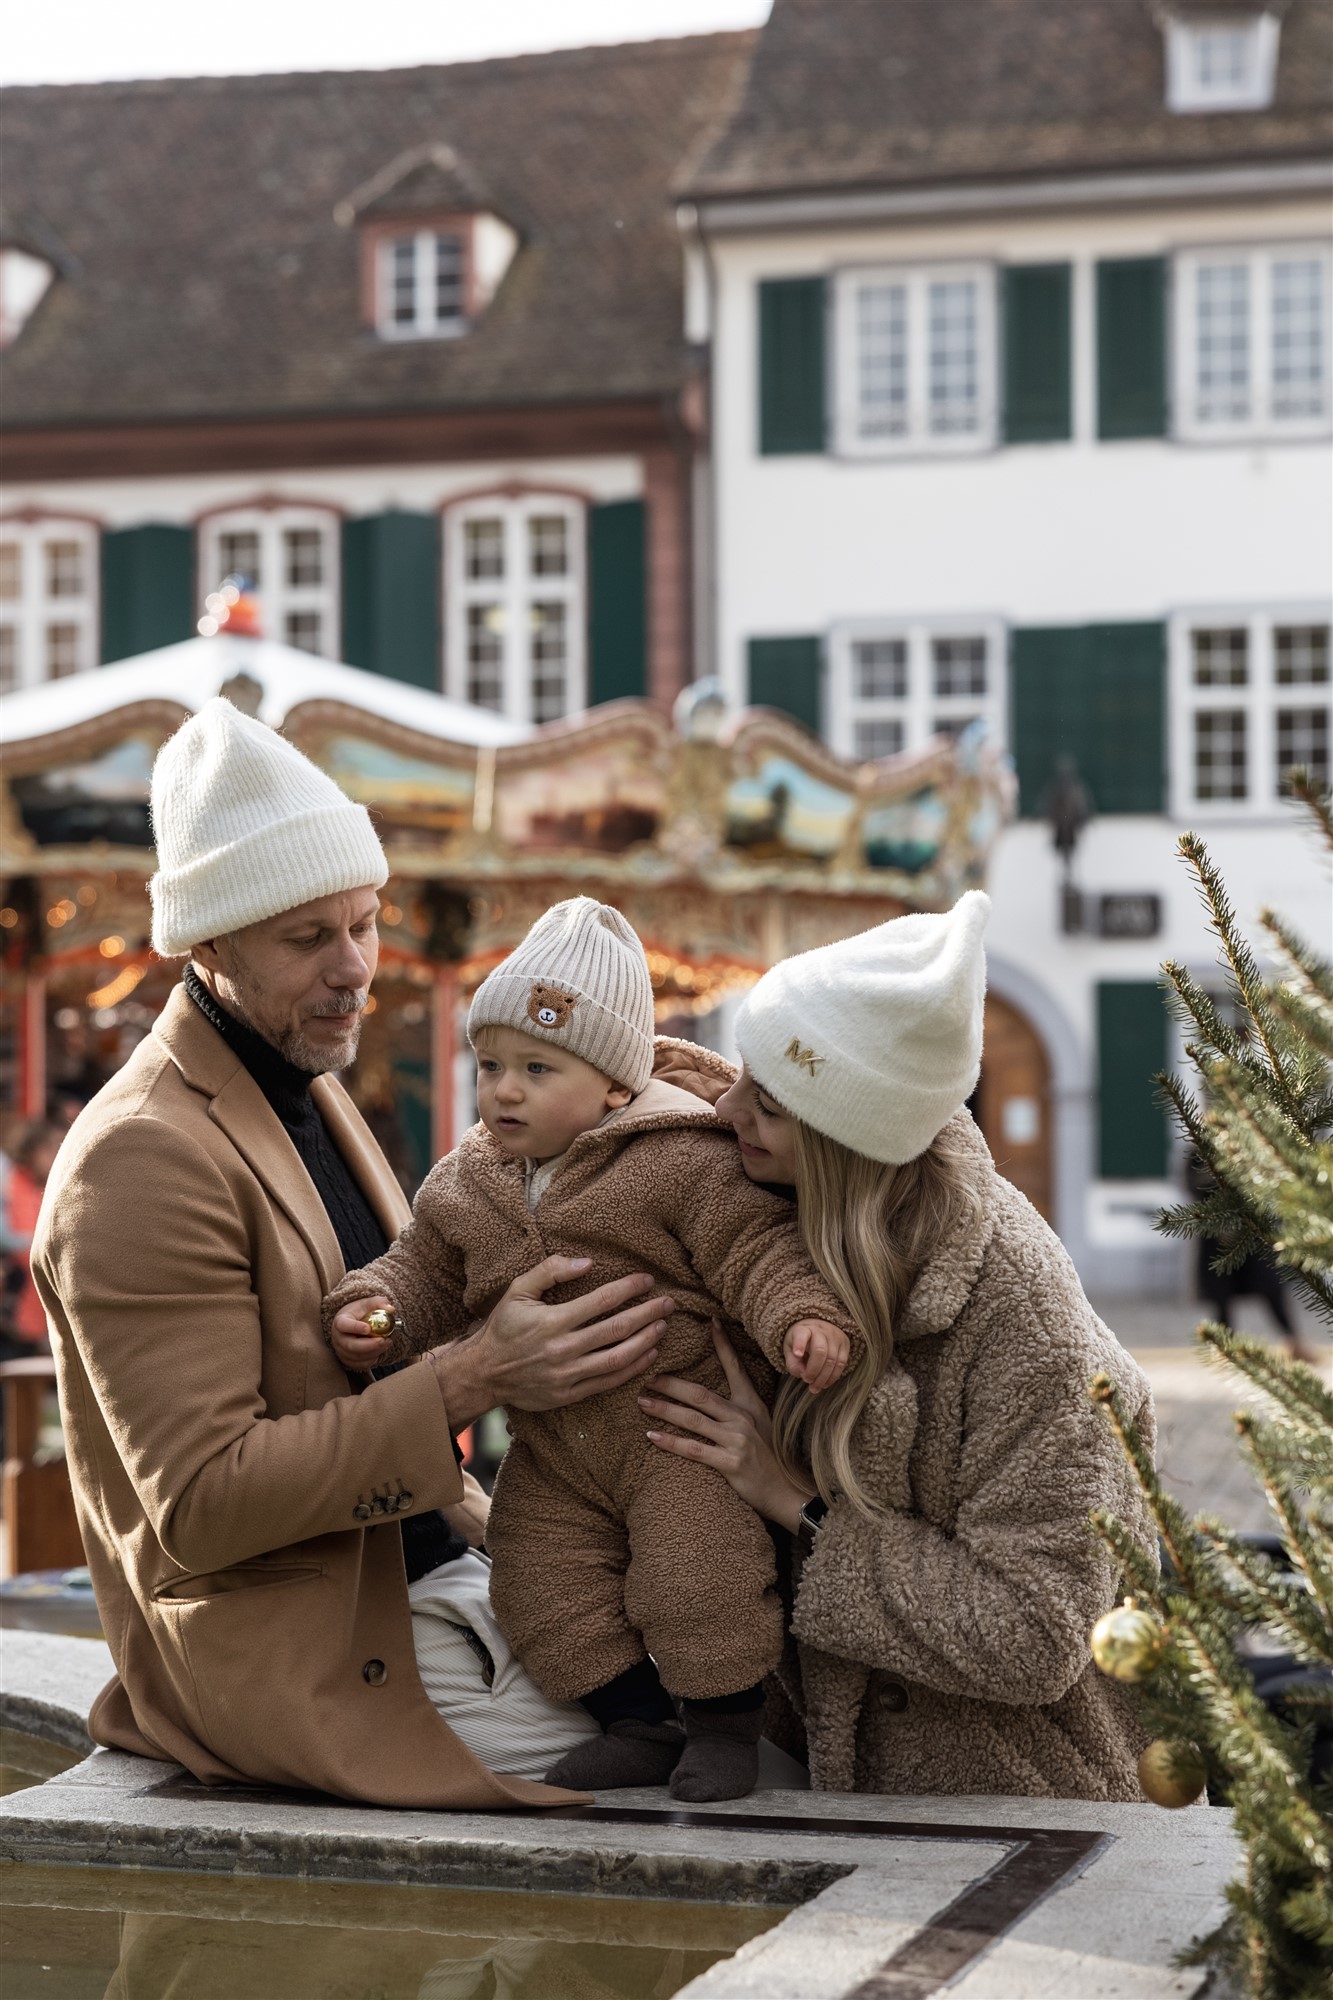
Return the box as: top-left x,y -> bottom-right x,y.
214,950 -> 366,1075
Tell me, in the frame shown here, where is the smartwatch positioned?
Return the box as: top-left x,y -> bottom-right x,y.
798,1494 -> 829,1555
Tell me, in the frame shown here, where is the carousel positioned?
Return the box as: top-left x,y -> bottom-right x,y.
1,616 -> 1012,1191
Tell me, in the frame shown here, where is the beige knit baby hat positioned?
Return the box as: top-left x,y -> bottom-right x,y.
467,896 -> 655,1093
149,697 -> 388,955
735,889 -> 990,1165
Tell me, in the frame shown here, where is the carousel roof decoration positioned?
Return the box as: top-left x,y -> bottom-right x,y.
1,635 -> 1013,1019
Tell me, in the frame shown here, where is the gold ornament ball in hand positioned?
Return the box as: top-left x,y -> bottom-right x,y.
364,1308 -> 397,1337
1138,1737 -> 1207,1809
1090,1597 -> 1167,1682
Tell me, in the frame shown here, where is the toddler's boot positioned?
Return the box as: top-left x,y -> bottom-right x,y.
670,1701 -> 763,1802
544,1718 -> 684,1791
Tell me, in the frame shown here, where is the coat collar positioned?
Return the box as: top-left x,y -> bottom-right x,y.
153,984 -> 407,1286
893,1111 -> 1000,1342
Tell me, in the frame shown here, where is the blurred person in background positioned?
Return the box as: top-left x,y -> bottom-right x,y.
1188,1152 -> 1319,1366
1,1119 -> 65,1354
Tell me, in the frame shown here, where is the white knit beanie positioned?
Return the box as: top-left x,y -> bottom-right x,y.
735,890 -> 990,1165
149,697 -> 389,955
467,897 -> 655,1093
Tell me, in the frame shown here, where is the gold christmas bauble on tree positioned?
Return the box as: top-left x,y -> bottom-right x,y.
1090,1597 -> 1167,1682
1138,1737 -> 1207,1809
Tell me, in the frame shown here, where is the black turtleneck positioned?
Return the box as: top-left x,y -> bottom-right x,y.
184,967 -> 467,1580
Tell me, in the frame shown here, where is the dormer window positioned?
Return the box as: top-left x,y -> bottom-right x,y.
382,229 -> 467,338
0,246 -> 55,347
336,142 -> 518,344
1165,12 -> 1280,113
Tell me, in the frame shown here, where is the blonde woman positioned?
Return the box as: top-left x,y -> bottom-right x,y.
641,892 -> 1156,1801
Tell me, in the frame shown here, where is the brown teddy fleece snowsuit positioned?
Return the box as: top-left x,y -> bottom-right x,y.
325,1065 -> 855,1706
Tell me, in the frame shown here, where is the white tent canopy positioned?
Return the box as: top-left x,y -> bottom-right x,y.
1,634 -> 530,748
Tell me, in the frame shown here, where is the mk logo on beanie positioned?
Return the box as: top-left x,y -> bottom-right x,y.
528,983 -> 577,1031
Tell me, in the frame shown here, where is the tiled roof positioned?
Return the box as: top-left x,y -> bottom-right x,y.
683,0 -> 1332,202
335,143 -> 499,225
1,33 -> 753,430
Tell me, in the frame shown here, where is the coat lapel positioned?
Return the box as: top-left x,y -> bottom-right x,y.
154,984 -> 345,1293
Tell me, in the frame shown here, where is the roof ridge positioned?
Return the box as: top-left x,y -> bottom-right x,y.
0,27 -> 759,100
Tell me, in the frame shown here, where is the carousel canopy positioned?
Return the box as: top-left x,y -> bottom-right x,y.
1,633 -> 528,749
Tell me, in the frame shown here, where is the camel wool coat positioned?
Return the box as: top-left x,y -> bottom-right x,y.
31,984 -> 577,1810
326,1071 -> 856,1704
783,1111 -> 1158,1801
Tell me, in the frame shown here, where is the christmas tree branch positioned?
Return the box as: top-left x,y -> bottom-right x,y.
1177,834 -> 1301,1113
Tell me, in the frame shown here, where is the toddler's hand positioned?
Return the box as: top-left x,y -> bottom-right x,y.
783,1318 -> 850,1395
330,1296 -> 398,1373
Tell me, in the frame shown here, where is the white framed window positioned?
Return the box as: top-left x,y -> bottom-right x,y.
0,518 -> 98,691
1170,610 -> 1331,813
445,496 -> 585,724
833,263 -> 998,456
1175,244 -> 1331,440
1165,14 -> 1279,113
828,619 -> 1007,761
376,229 -> 467,339
197,507 -> 339,656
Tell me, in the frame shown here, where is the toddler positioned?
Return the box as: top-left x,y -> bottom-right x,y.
326,897 -> 852,1801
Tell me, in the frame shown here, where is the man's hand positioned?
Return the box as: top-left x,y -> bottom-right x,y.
428,1256 -> 673,1430
783,1318 -> 851,1395
330,1295 -> 395,1373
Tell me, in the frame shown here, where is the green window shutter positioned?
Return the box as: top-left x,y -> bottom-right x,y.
759,277 -> 826,454
587,498 -> 646,706
1003,264 -> 1072,443
100,525 -> 194,663
1097,982 -> 1170,1179
341,512 -> 439,690
1097,257 -> 1168,440
748,636 -> 822,735
1011,621 -> 1165,816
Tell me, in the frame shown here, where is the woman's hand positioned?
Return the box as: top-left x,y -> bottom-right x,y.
638,1323 -> 816,1532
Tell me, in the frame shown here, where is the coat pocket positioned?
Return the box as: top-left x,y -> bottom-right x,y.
153,1561 -> 324,1603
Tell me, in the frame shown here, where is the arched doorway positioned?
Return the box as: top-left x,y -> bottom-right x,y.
974,993 -> 1053,1221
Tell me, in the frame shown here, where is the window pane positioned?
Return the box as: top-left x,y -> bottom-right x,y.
927,278 -> 980,436
854,717 -> 904,760
932,635 -> 987,698
529,514 -> 569,577
466,603 -> 504,709
1195,263 -> 1250,424
856,282 -> 909,439
852,638 -> 907,700
1272,259 -> 1325,421
284,527 -> 324,589
0,542 -> 19,602
0,624 -> 17,691
1192,627 -> 1248,687
46,539 -> 84,599
218,530 -> 261,586
284,610 -> 322,655
1276,707 -> 1330,792
1195,27 -> 1250,87
1194,710 -> 1248,800
434,233 -> 465,325
932,714 -> 982,740
46,622 -> 80,679
464,518 -> 505,580
1275,625 -> 1330,686
391,237 -> 417,327
530,601 -> 568,722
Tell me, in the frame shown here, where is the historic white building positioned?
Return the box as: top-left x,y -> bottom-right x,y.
681,0 -> 1332,1292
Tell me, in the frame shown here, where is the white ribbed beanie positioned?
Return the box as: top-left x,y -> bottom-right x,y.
468,897 -> 655,1093
735,890 -> 990,1165
149,697 -> 389,955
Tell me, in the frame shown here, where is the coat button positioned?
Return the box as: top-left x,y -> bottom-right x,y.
362,1659 -> 388,1687
882,1680 -> 908,1712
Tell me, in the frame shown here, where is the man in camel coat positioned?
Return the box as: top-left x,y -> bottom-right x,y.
32,698 -> 671,1809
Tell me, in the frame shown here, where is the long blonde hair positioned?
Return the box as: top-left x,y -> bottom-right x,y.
771,1117 -> 981,1518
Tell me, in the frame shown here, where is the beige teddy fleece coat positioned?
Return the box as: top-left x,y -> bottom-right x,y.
326,1069 -> 854,1705
782,1110 -> 1157,1801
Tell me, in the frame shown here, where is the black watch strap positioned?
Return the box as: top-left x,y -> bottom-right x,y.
798,1495 -> 829,1551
